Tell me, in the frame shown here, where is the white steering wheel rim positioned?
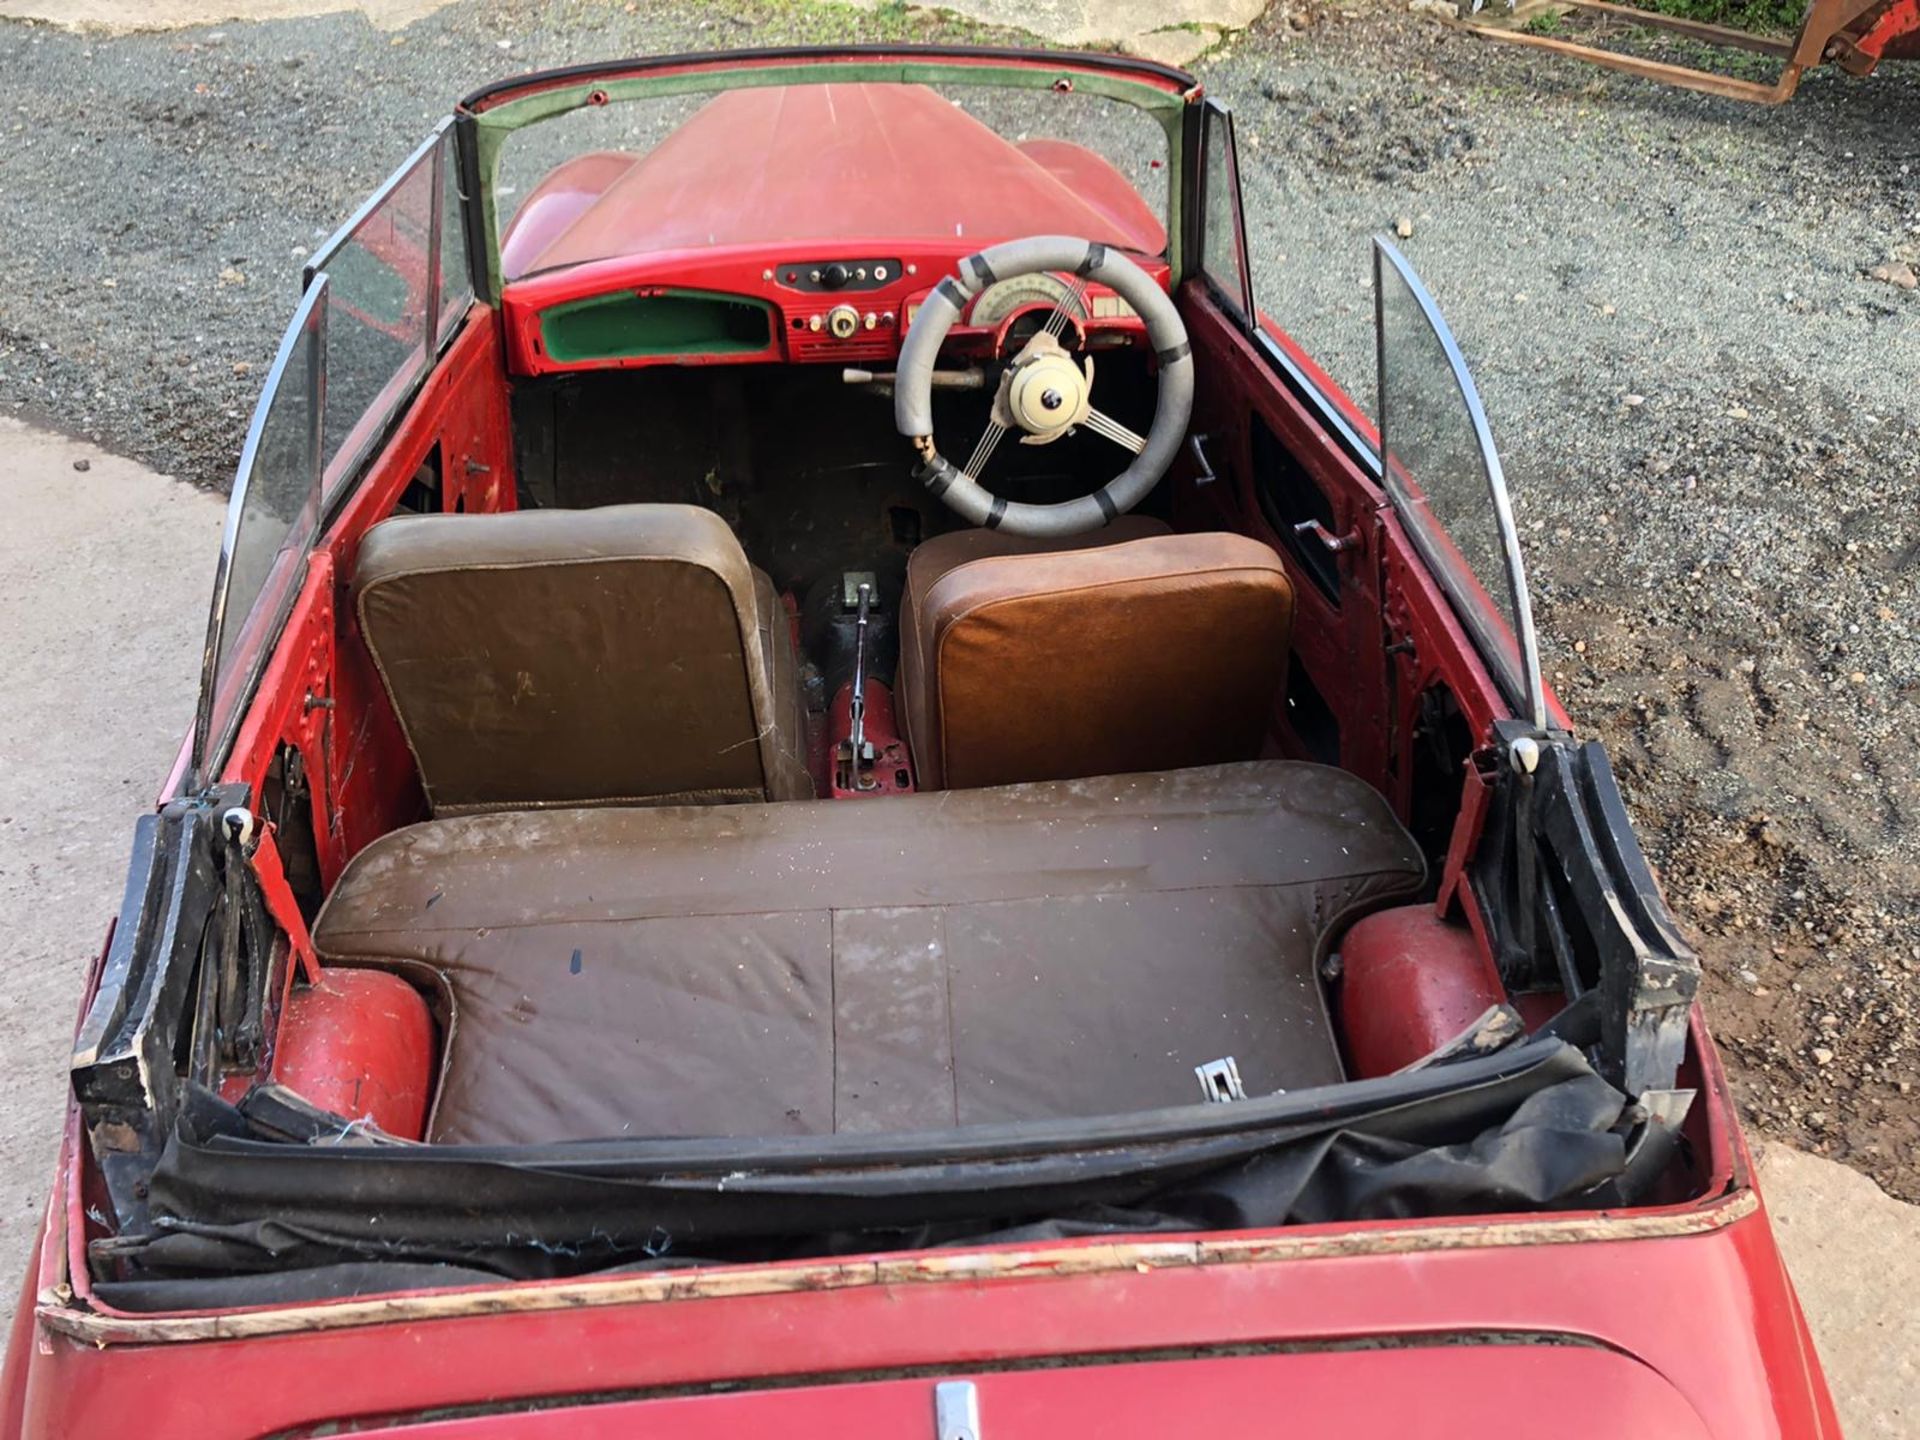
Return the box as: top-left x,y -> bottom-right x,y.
894,235 -> 1194,539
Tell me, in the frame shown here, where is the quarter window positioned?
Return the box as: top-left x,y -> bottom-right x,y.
1198,100 -> 1251,317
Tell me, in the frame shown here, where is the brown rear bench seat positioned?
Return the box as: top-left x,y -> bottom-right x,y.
311,761 -> 1424,1145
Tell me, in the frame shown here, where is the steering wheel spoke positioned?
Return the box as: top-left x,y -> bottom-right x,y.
963,420 -> 1011,481
1082,407 -> 1146,455
1043,275 -> 1090,342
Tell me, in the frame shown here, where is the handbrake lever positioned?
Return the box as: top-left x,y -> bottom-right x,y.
849,581 -> 874,784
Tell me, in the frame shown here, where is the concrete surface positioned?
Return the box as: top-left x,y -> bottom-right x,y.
0,0 -> 450,27
0,414 -> 1913,1430
0,0 -> 1259,64
0,418 -> 222,1265
1759,1142 -> 1920,1439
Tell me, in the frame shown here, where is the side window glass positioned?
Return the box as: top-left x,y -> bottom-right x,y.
307,128 -> 440,498
1373,237 -> 1545,727
195,279 -> 326,781
1198,100 -> 1252,318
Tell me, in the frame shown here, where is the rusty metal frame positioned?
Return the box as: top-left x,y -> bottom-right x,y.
1454,0 -> 1905,103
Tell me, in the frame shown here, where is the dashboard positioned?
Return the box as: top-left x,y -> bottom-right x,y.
499,242 -> 1169,377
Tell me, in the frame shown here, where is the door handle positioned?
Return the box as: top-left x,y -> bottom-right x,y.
1188,433 -> 1219,487
1294,519 -> 1361,553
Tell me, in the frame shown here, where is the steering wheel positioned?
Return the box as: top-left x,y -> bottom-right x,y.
894,235 -> 1194,538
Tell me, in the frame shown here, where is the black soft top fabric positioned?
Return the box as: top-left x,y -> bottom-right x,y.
97,1040 -> 1664,1308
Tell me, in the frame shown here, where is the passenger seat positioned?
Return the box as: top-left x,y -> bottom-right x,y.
899,521 -> 1294,790
354,503 -> 813,814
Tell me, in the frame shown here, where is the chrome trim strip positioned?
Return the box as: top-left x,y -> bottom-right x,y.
39,1188 -> 1760,1346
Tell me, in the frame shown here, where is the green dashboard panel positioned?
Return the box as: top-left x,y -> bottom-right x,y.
540,288 -> 773,362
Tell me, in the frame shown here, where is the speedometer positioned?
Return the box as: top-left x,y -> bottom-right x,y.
967,272 -> 1089,328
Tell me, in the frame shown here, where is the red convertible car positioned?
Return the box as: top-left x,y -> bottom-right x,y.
2,45 -> 1838,1438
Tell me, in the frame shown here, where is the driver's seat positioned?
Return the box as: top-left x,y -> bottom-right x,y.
899,521 -> 1295,791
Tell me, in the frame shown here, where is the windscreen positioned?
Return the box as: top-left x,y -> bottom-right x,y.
489,76 -> 1173,282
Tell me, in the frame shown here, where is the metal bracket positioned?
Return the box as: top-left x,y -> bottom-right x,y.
934,1382 -> 981,1440
1195,1056 -> 1246,1102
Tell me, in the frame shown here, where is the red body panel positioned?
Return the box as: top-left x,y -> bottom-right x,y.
287,1348 -> 1715,1438
1337,905 -> 1509,1076
11,1182 -> 1834,1438
273,969 -> 435,1139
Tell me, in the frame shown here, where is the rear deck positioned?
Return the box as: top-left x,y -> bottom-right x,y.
311,761 -> 1424,1145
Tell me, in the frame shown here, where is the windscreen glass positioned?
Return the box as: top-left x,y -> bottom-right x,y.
490,77 -> 1173,281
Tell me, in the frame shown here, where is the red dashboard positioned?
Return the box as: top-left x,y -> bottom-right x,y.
499,243 -> 1167,377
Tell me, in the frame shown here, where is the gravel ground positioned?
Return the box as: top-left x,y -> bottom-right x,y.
1,0 -> 1916,1197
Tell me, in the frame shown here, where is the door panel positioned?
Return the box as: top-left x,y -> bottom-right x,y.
1175,286 -> 1390,791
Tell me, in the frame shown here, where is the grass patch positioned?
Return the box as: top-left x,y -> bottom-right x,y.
1636,0 -> 1806,34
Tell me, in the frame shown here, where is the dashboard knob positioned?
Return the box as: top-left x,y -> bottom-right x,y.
826,304 -> 861,340
822,262 -> 850,290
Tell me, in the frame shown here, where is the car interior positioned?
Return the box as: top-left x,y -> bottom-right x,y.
52,60 -> 1723,1311
98,64 -> 1701,1199
261,250 -> 1503,1150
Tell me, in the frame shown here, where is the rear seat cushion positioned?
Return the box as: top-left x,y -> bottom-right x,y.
311,761 -> 1425,1145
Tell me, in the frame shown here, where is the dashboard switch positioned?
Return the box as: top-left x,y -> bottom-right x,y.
823,262 -> 850,290
826,304 -> 860,340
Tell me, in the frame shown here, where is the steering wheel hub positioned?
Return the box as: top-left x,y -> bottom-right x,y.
1003,337 -> 1089,443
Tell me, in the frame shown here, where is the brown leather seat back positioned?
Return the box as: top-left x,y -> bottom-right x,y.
901,529 -> 1294,791
354,504 -> 812,814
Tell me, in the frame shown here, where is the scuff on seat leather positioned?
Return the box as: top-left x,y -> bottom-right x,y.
312,761 -> 1425,1145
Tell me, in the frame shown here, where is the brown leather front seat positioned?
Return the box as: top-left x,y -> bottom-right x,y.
900,521 -> 1295,790
355,503 -> 813,814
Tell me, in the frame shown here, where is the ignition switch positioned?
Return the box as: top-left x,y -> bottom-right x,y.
826,304 -> 861,340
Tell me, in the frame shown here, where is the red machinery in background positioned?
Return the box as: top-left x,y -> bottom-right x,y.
1457,0 -> 1918,102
